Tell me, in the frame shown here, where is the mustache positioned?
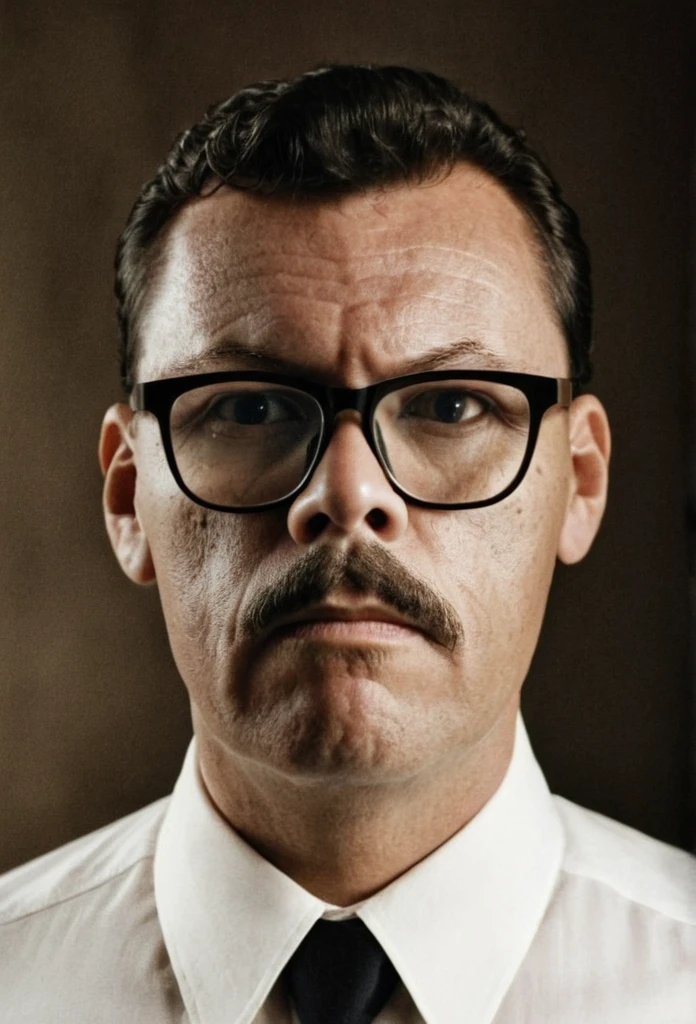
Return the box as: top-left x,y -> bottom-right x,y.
240,544 -> 464,651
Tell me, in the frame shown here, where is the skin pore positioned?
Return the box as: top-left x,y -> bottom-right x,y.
100,165 -> 610,905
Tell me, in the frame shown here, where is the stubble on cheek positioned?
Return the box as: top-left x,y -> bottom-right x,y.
151,506 -> 465,776
149,500 -> 253,705
430,451 -> 568,724
491,471 -> 568,675
146,503 -> 398,771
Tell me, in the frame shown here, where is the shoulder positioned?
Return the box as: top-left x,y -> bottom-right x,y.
0,798 -> 180,1021
553,794 -> 696,928
0,795 -> 169,928
506,796 -> 696,1017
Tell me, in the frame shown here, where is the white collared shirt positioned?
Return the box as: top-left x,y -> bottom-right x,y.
1,714 -> 694,1023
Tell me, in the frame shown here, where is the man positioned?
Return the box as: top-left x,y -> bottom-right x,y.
0,64 -> 693,1023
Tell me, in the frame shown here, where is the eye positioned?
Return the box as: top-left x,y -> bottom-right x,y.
400,389 -> 490,424
208,391 -> 305,426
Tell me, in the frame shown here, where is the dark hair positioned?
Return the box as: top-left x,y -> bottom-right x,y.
115,64 -> 592,392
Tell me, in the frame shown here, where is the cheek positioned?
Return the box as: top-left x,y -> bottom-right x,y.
136,476 -> 275,687
132,426 -> 268,659
157,504 -> 246,606
425,442 -> 570,676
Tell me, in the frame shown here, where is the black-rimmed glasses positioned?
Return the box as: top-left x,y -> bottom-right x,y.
130,370 -> 573,512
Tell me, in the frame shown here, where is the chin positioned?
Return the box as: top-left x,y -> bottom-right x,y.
228,667 -> 428,783
202,640 -> 472,782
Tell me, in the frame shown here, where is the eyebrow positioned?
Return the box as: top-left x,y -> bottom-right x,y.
158,336 -> 513,380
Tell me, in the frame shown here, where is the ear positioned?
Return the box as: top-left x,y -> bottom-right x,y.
557,394 -> 611,565
99,403 -> 156,585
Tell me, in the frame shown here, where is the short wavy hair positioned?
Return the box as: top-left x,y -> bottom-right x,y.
115,64 -> 592,392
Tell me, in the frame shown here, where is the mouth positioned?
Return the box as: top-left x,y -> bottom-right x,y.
261,603 -> 428,645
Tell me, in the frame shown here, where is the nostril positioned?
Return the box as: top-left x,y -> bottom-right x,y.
306,511 -> 330,540
366,508 -> 388,530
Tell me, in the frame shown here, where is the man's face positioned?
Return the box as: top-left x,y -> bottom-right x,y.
103,165 -> 605,787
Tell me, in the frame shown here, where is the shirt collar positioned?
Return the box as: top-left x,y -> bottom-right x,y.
154,713 -> 564,1024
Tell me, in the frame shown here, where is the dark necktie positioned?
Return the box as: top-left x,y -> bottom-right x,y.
283,917 -> 401,1024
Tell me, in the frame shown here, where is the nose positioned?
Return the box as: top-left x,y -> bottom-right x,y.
286,411 -> 409,545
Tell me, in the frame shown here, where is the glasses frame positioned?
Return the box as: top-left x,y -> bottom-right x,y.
130,369 -> 574,513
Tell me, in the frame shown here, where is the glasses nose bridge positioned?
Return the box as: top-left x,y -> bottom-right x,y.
321,384 -> 373,443
328,384 -> 371,419
308,384 -> 380,477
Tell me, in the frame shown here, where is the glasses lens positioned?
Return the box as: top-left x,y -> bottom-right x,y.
373,379 -> 531,504
170,382 -> 323,507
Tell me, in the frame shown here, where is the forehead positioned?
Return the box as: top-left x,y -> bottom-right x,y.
136,164 -> 569,385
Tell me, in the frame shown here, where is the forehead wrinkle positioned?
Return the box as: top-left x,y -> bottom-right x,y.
176,205 -> 530,293
229,233 -> 540,322
237,244 -> 515,290
145,254 -> 550,382
139,171 -> 568,385
155,173 -> 550,321
200,257 -> 518,334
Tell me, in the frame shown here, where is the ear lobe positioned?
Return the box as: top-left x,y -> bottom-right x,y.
99,403 -> 156,585
557,394 -> 611,565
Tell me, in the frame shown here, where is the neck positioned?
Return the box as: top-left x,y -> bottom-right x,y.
193,707 -> 518,906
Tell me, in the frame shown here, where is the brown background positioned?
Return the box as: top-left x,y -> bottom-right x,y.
0,0 -> 693,872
